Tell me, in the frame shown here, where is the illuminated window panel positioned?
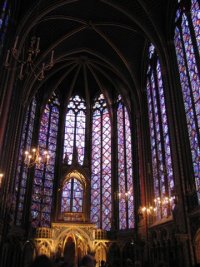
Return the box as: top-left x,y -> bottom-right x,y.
76,110 -> 86,164
15,98 -> 36,225
91,94 -> 112,230
175,2 -> 200,202
63,95 -> 86,165
91,109 -> 101,227
61,178 -> 83,213
117,96 -> 134,229
64,110 -> 75,164
102,110 -> 112,230
31,94 -> 59,227
124,106 -> 134,228
191,0 -> 200,55
147,44 -> 174,219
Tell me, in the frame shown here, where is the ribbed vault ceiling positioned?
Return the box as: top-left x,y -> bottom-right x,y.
15,0 -> 176,109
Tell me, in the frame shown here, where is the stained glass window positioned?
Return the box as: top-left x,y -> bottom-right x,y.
15,98 -> 37,225
91,94 -> 112,230
61,178 -> 83,213
63,95 -> 86,165
191,0 -> 200,55
117,95 -> 134,229
0,0 -> 10,53
146,44 -> 174,219
31,93 -> 60,227
174,0 -> 200,202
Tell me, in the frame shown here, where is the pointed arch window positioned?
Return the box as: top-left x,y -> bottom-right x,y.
146,44 -> 174,219
61,177 -> 84,213
117,95 -> 134,229
31,93 -> 60,227
91,94 -> 112,230
15,98 -> 37,225
63,95 -> 86,165
174,0 -> 200,202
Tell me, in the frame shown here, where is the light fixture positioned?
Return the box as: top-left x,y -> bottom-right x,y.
4,35 -> 55,81
153,196 -> 175,214
154,196 -> 174,206
139,195 -> 175,218
139,205 -> 157,216
115,190 -> 132,200
24,146 -> 50,168
0,173 -> 4,188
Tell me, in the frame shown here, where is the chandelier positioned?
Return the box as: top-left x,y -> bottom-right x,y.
4,35 -> 55,81
139,205 -> 157,216
24,147 -> 50,168
139,196 -> 175,218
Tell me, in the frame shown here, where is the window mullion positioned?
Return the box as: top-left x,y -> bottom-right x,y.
71,178 -> 74,212
122,105 -> 129,229
100,110 -> 103,229
73,112 -> 77,154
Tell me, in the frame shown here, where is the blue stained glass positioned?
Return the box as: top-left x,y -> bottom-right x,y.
124,106 -> 134,229
63,96 -> 86,165
182,13 -> 200,108
102,111 -> 112,230
61,178 -> 83,213
91,94 -> 112,230
31,95 -> 59,227
191,0 -> 200,55
175,3 -> 200,202
117,97 -> 134,229
156,61 -> 174,195
147,44 -> 174,219
15,98 -> 36,225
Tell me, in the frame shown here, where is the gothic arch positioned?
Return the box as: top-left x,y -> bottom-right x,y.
60,169 -> 89,189
55,226 -> 95,254
57,170 -> 89,222
94,242 -> 107,266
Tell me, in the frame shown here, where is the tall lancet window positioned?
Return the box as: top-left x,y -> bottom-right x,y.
146,44 -> 174,219
174,0 -> 200,202
15,98 -> 36,225
31,94 -> 60,227
91,94 -> 112,230
117,95 -> 134,229
63,95 -> 86,165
